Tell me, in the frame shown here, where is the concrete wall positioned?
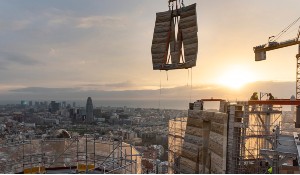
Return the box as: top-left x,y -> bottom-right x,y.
281,111 -> 300,135
180,110 -> 228,174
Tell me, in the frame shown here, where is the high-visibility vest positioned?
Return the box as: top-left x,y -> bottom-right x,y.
268,167 -> 272,174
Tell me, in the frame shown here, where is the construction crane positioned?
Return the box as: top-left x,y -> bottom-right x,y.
253,17 -> 300,99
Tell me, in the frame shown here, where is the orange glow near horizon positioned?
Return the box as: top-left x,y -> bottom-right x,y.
217,66 -> 256,89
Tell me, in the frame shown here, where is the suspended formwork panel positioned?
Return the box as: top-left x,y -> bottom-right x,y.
151,2 -> 198,70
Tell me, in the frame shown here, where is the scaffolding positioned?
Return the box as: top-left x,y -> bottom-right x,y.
0,135 -> 141,174
234,103 -> 282,173
168,117 -> 187,174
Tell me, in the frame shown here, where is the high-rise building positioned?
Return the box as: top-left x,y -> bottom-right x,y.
21,100 -> 26,107
50,101 -> 60,113
86,97 -> 94,123
62,101 -> 66,108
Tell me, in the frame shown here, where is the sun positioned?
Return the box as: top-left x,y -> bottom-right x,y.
217,66 -> 256,89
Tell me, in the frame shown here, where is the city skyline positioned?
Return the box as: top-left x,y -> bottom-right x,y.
0,0 -> 299,102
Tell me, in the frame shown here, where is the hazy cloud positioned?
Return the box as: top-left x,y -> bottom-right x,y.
0,51 -> 39,69
5,81 -> 295,101
76,15 -> 126,29
81,81 -> 136,90
10,87 -> 79,93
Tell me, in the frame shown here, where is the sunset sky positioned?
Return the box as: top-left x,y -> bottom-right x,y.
0,0 -> 299,105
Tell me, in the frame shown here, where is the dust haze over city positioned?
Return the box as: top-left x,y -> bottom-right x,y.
1,0 -> 300,174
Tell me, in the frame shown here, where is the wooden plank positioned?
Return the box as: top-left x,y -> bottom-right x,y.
152,59 -> 164,64
152,53 -> 165,60
183,42 -> 198,56
152,37 -> 168,44
151,43 -> 168,49
182,142 -> 200,153
209,140 -> 223,157
182,3 -> 196,12
182,30 -> 198,40
210,112 -> 228,124
184,133 -> 203,145
156,10 -> 171,17
184,47 -> 198,56
153,32 -> 169,38
180,164 -> 197,174
185,126 -> 203,137
211,161 -> 224,174
155,11 -> 172,23
211,122 -> 225,135
154,26 -> 170,33
151,48 -> 166,55
188,110 -> 215,119
209,131 -> 224,146
160,10 -> 179,17
210,152 -> 223,170
184,43 -> 198,50
187,118 -> 203,128
151,48 -> 166,54
180,5 -> 196,18
153,63 -> 163,70
183,58 -> 197,66
180,157 -> 197,171
184,55 -> 197,62
151,43 -> 167,53
152,58 -> 164,63
183,36 -> 198,45
155,21 -> 170,27
179,21 -> 197,29
180,14 -> 197,23
181,149 -> 200,162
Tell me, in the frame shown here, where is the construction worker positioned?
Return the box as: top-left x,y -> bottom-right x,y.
268,93 -> 275,100
268,93 -> 275,111
250,92 -> 259,111
267,166 -> 273,174
250,92 -> 259,100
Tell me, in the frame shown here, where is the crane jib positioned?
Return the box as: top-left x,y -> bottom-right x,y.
254,39 -> 300,53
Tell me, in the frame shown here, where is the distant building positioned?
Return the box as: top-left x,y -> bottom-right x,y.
21,100 -> 26,107
62,101 -> 66,108
69,108 -> 76,123
28,101 -> 33,107
44,101 -> 48,108
86,97 -> 94,123
93,108 -> 102,118
49,101 -> 60,113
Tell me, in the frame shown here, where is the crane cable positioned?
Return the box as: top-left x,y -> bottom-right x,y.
159,70 -> 161,109
270,16 -> 300,42
187,68 -> 189,86
190,68 -> 193,103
